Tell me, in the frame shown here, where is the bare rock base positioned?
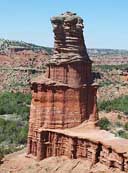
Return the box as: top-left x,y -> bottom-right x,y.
0,149 -> 125,173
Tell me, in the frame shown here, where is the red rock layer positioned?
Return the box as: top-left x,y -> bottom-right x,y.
28,129 -> 128,172
45,62 -> 92,86
28,84 -> 97,135
28,12 -> 98,133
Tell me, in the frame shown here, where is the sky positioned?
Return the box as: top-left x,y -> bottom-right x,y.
0,0 -> 128,49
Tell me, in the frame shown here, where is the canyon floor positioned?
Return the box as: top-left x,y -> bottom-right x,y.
0,149 -> 125,173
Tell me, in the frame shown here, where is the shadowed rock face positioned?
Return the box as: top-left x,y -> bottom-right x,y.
50,11 -> 89,63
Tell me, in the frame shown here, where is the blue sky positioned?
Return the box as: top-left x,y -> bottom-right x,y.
0,0 -> 128,49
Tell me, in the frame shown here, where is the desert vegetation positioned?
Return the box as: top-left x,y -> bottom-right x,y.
0,92 -> 31,157
98,95 -> 128,114
98,95 -> 128,139
98,117 -> 111,130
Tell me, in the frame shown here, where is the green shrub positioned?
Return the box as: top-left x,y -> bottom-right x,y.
98,95 -> 128,114
0,92 -> 31,120
124,123 -> 128,130
98,117 -> 111,130
0,92 -> 31,149
99,81 -> 113,87
0,118 -> 28,144
117,130 -> 128,139
0,145 -> 24,157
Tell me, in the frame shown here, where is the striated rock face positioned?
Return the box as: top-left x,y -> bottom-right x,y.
27,11 -> 98,136
34,128 -> 128,172
51,11 -> 89,63
27,11 -> 98,161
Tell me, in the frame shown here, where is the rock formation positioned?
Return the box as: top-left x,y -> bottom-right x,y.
28,11 -> 98,131
27,12 -> 128,172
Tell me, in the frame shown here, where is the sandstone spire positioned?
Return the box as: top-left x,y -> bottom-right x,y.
27,11 -> 98,159
51,11 -> 90,63
27,11 -> 98,134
